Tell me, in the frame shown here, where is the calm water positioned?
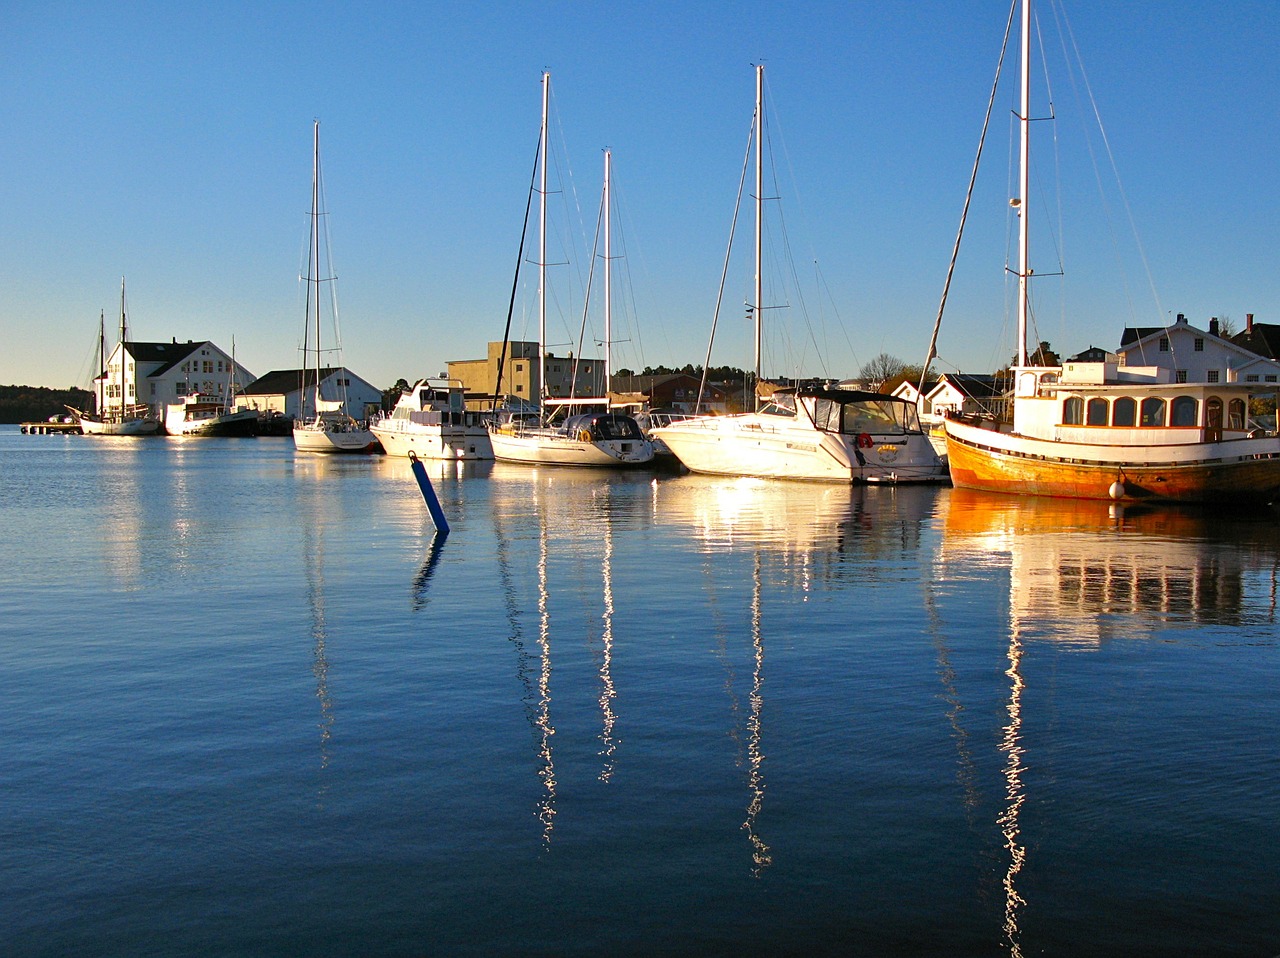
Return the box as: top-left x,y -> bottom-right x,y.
2,425 -> 1278,957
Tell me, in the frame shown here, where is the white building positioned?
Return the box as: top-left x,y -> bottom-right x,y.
1119,314 -> 1280,384
238,367 -> 383,421
96,339 -> 255,419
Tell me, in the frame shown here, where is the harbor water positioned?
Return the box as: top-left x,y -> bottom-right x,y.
2,425 -> 1278,956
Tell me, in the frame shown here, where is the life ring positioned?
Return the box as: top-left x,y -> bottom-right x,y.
578,429 -> 593,443
856,432 -> 873,449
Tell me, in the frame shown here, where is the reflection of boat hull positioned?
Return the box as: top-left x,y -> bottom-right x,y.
165,403 -> 259,437
946,417 -> 1280,504
488,427 -> 651,467
294,419 -> 380,454
372,420 -> 492,460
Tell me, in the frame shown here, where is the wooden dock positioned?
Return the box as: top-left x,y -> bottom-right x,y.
21,420 -> 82,435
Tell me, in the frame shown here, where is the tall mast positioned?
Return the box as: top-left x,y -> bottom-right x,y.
311,120 -> 322,417
1016,0 -> 1031,367
753,63 -> 764,409
97,310 -> 105,415
603,148 -> 612,391
119,276 -> 128,418
538,72 -> 549,406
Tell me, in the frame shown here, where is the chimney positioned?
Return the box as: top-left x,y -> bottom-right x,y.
1175,313 -> 1187,324
1247,313 -> 1255,333
1209,317 -> 1220,337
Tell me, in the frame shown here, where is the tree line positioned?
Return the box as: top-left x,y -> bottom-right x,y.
0,385 -> 92,424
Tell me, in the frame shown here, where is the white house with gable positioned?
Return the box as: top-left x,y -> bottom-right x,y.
1118,314 -> 1280,384
96,339 -> 255,420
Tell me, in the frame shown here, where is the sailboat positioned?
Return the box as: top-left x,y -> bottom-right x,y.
652,66 -> 946,484
71,279 -> 162,436
292,120 -> 379,455
164,339 -> 258,436
942,0 -> 1280,505
486,74 -> 654,468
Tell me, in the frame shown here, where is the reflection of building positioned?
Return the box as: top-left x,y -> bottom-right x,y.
940,490 -> 1257,645
447,341 -> 606,407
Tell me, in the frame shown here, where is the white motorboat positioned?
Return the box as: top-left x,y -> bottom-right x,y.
372,379 -> 493,460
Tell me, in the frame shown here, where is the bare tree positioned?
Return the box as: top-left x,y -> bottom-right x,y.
858,353 -> 906,389
1217,315 -> 1238,338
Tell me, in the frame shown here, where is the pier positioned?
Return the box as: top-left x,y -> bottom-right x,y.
21,420 -> 82,435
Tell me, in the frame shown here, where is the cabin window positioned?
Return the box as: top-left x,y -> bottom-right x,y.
1086,398 -> 1109,426
1207,370 -> 1220,383
1159,337 -> 1169,352
1112,397 -> 1136,426
1170,396 -> 1198,427
1229,399 -> 1246,430
1206,398 -> 1223,428
1194,338 -> 1204,351
1140,397 -> 1166,427
1063,396 -> 1085,425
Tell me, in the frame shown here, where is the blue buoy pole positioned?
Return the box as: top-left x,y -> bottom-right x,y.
408,452 -> 450,534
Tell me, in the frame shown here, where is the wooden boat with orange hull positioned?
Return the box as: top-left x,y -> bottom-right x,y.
945,411 -> 1280,505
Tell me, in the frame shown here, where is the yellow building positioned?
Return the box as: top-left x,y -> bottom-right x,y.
448,341 -> 607,409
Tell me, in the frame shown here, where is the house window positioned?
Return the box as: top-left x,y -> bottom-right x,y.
1194,338 -> 1204,351
1176,370 -> 1187,383
1207,370 -> 1220,383
1247,375 -> 1260,383
1112,397 -> 1136,426
176,383 -> 187,396
1267,375 -> 1278,383
516,384 -> 524,394
1159,337 -> 1169,352
515,363 -> 524,372
1086,398 -> 1109,425
1170,396 -> 1198,427
1140,397 -> 1166,426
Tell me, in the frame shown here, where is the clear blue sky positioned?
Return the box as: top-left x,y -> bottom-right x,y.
3,1 -> 1277,391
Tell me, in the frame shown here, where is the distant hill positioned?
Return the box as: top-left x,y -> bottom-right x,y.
0,384 -> 94,424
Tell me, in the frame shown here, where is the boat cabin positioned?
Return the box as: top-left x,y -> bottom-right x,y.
774,387 -> 927,437
1011,362 -> 1269,444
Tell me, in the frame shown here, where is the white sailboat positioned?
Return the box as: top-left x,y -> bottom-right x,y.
292,120 -> 379,455
73,280 -> 161,436
486,74 -> 654,469
941,0 -> 1280,504
372,378 -> 494,460
653,66 -> 945,484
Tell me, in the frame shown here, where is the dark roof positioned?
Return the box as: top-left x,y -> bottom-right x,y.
941,373 -> 1002,399
1067,345 -> 1111,362
125,340 -> 203,375
242,368 -> 344,396
1119,327 -> 1163,349
1231,323 -> 1280,361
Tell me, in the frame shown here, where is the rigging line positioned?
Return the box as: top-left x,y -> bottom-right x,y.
697,107 -> 756,414
494,130 -> 543,409
919,0 -> 1019,397
1054,0 -> 1165,326
570,181 -> 606,402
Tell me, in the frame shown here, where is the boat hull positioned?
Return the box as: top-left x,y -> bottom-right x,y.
654,415 -> 947,484
293,423 -> 380,454
165,407 -> 259,437
78,415 -> 161,437
372,421 -> 493,460
944,417 -> 1280,504
488,427 -> 653,467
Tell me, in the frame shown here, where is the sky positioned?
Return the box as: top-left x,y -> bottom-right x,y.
2,1 -> 1277,392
